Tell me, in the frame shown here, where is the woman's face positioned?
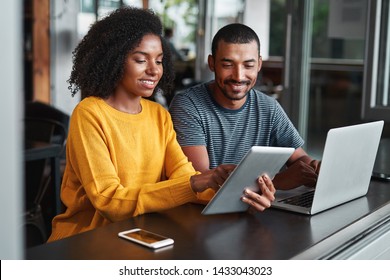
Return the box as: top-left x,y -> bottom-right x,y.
118,34 -> 163,98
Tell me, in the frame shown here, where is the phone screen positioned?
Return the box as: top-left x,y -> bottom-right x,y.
123,230 -> 167,244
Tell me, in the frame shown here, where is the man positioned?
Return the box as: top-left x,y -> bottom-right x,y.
169,23 -> 320,190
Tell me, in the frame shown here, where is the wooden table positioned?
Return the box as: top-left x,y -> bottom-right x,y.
26,180 -> 390,260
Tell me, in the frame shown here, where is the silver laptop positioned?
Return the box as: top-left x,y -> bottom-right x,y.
272,120 -> 384,215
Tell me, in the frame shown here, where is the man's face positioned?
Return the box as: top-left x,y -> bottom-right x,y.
208,40 -> 262,104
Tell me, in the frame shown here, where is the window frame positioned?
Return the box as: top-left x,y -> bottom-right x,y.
362,0 -> 390,121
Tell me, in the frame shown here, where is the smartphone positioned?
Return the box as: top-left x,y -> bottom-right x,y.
118,228 -> 174,249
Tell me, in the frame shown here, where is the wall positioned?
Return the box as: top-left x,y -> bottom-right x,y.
0,1 -> 23,259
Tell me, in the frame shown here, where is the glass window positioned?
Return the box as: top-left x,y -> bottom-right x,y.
78,0 -> 96,40
269,0 -> 286,57
196,0 -> 244,81
97,0 -> 121,18
312,0 -> 366,61
269,0 -> 366,60
205,0 -> 245,56
77,0 -> 143,40
149,0 -> 199,60
363,0 -> 390,121
123,0 -> 143,8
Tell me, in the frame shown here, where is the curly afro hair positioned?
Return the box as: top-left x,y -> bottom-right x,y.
68,6 -> 174,100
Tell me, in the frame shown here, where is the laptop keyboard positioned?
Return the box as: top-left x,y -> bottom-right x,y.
279,190 -> 315,208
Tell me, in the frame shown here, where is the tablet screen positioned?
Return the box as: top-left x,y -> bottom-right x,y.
202,146 -> 294,215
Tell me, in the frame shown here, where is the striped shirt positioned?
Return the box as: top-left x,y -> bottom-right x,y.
169,82 -> 304,169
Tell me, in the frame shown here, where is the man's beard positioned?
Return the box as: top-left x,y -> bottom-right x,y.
218,79 -> 251,101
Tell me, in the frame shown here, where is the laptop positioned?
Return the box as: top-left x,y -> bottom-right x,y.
372,138 -> 390,181
202,146 -> 294,215
272,120 -> 384,215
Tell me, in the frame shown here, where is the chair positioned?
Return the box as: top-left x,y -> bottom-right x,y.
24,110 -> 68,247
25,101 -> 70,158
25,101 -> 70,212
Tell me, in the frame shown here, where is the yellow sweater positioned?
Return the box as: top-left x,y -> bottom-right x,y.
48,97 -> 209,241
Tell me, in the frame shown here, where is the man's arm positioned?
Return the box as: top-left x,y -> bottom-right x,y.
287,147 -> 320,172
182,145 -> 210,172
183,145 -> 321,190
286,147 -> 309,165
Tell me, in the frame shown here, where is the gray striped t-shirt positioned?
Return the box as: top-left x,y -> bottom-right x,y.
169,82 -> 304,169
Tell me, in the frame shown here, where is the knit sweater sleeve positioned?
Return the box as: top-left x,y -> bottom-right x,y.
63,99 -> 199,223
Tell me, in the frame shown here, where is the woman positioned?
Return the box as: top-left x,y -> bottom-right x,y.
48,7 -> 275,241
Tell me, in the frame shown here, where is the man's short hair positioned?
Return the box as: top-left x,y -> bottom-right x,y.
211,23 -> 261,57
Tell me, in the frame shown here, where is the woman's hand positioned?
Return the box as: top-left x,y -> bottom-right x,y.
242,174 -> 276,212
190,164 -> 236,193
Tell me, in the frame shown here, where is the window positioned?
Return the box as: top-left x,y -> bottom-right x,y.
363,0 -> 390,121
77,0 -> 143,39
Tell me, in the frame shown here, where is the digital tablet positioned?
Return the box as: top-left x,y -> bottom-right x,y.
201,146 -> 294,215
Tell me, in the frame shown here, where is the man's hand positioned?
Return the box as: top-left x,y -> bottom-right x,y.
273,160 -> 318,190
242,174 -> 275,212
